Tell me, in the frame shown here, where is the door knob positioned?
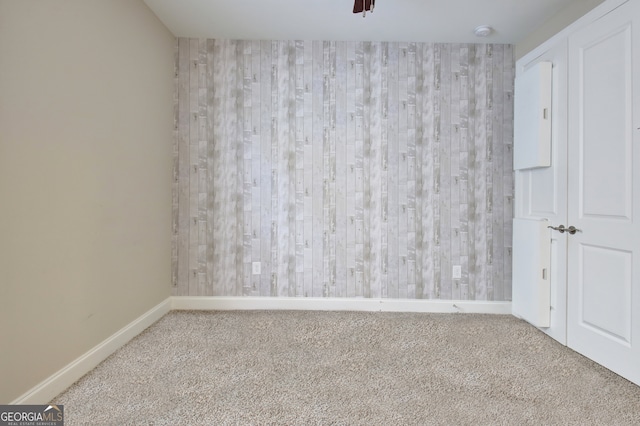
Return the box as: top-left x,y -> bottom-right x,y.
547,224 -> 581,235
566,225 -> 581,235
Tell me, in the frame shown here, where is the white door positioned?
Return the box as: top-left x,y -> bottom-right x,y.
514,42 -> 569,344
567,0 -> 640,385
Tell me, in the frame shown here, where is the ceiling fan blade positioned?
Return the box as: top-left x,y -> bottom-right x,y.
353,0 -> 375,14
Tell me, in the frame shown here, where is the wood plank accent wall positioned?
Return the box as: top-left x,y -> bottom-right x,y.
173,39 -> 515,300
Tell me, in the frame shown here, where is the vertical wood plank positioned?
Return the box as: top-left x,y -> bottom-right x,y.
270,41 -> 279,297
251,40 -> 262,296
276,41 -> 291,297
295,40 -> 305,297
260,40 -> 273,296
188,39 -> 200,296
380,42 -> 389,298
459,44 -> 470,300
242,41 -> 254,296
362,41 -> 372,299
303,40 -> 314,298
172,38 -> 180,295
354,41 -> 364,298
322,42 -> 330,298
173,39 -> 515,303
450,44 -> 462,301
472,44 -> 488,301
421,43 -> 436,299
414,42 -> 424,299
345,41 -> 356,298
491,44 -> 504,302
398,42 -> 409,299
288,40 -> 298,297
335,41 -> 348,298
328,41 -> 337,298
312,40 -> 324,297
369,41 -> 383,299
211,39 -> 223,295
387,42 -> 399,299
235,41 -> 245,297
407,42 -> 417,299
205,40 -> 215,297
177,38 -> 190,296
437,43 -> 452,300
484,44 -> 494,301
197,38 -> 209,297
224,40 -> 239,296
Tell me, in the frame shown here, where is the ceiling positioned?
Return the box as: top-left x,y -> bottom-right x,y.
143,0 -> 579,45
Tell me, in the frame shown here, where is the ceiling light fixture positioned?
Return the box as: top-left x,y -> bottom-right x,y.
474,25 -> 493,37
353,0 -> 375,17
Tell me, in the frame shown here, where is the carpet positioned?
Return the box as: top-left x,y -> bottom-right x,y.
53,311 -> 640,425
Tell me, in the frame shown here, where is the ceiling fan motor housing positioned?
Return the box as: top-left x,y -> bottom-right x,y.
353,0 -> 375,14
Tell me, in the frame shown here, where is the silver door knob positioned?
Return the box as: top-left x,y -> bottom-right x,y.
547,224 -> 581,235
567,225 -> 581,235
548,224 -> 566,233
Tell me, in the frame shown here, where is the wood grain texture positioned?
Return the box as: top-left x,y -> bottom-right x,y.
303,40 -> 313,298
369,42 -> 383,299
176,38 -> 190,297
260,40 -> 273,297
188,39 -> 199,297
174,39 -> 514,301
172,38 -> 180,293
206,39 -> 216,297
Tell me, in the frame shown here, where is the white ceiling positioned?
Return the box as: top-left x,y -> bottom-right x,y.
143,0 -> 580,44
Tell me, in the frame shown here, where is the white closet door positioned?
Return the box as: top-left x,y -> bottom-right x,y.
514,42 -> 569,344
514,62 -> 552,170
512,218 -> 551,327
567,0 -> 640,385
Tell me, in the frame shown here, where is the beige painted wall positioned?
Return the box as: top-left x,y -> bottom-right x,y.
515,0 -> 606,59
0,0 -> 175,403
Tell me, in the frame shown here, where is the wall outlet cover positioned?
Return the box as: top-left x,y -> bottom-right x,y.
452,265 -> 462,279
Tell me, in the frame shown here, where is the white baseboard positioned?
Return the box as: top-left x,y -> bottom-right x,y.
12,296 -> 510,404
11,298 -> 172,405
171,296 -> 512,315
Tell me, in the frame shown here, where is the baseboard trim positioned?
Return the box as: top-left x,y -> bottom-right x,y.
13,296 -> 510,404
171,296 -> 512,314
11,298 -> 172,405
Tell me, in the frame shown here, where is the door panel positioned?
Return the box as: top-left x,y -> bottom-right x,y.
580,26 -> 632,219
567,0 -> 640,385
529,167 -> 557,216
512,218 -> 551,327
514,42 -> 568,344
514,62 -> 552,170
580,244 -> 632,344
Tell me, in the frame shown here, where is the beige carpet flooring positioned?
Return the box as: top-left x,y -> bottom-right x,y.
53,311 -> 640,425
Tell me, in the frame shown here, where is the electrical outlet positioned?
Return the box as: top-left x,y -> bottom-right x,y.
252,262 -> 261,275
452,265 -> 462,279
